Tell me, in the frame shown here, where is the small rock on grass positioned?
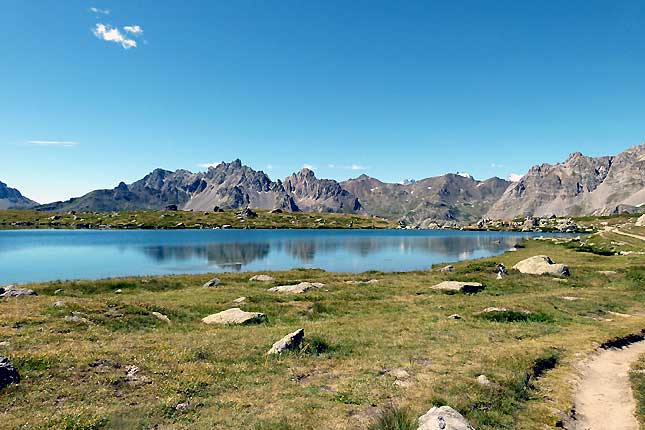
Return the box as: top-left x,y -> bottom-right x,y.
430,281 -> 484,294
202,278 -> 220,288
0,285 -> 37,298
0,355 -> 20,389
232,296 -> 247,304
268,282 -> 324,294
448,314 -> 462,320
439,265 -> 455,273
152,311 -> 171,323
476,374 -> 496,387
267,328 -> 305,355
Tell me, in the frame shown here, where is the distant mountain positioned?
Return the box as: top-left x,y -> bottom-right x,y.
487,143 -> 645,218
37,160 -> 353,214
284,168 -> 361,213
342,174 -> 509,226
0,181 -> 37,209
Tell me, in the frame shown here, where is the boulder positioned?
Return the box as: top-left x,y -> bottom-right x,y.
512,255 -> 570,277
202,308 -> 267,325
267,328 -> 305,355
249,274 -> 275,282
202,278 -> 220,288
0,285 -> 36,298
232,296 -> 247,304
417,406 -> 475,430
0,355 -> 20,390
430,281 -> 484,294
268,282 -> 324,294
476,374 -> 495,387
439,265 -> 455,273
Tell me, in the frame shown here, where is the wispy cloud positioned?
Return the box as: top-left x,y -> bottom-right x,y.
123,25 -> 143,35
349,164 -> 366,170
266,164 -> 274,170
327,163 -> 368,171
490,162 -> 505,168
89,7 -> 110,15
27,140 -> 80,147
198,162 -> 222,168
302,164 -> 316,170
93,23 -> 137,49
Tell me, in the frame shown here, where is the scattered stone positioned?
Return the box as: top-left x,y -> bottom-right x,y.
448,314 -> 462,320
65,314 -> 89,323
476,374 -> 495,387
417,406 -> 474,430
114,289 -> 123,294
152,311 -> 171,323
0,341 -> 9,348
232,296 -> 247,304
202,308 -> 267,325
439,265 -> 455,273
597,270 -> 617,276
267,328 -> 305,355
430,281 -> 485,294
239,207 -> 258,218
560,296 -> 582,301
268,282 -> 324,294
269,208 -> 283,214
249,274 -> 275,282
202,278 -> 220,288
386,368 -> 410,379
0,355 -> 20,389
496,263 -> 508,279
345,279 -> 379,285
221,224 -> 232,229
512,255 -> 570,277
477,306 -> 531,316
125,365 -> 140,378
0,285 -> 37,298
53,300 -> 65,307
175,402 -> 190,412
54,289 -> 64,295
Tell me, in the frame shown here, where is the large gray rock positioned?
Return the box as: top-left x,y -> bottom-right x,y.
267,328 -> 305,355
417,406 -> 475,430
430,281 -> 484,294
0,285 -> 37,298
512,255 -> 570,277
268,282 -> 324,294
202,308 -> 267,325
0,355 -> 20,389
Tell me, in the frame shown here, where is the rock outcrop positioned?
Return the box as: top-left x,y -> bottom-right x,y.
512,255 -> 570,277
0,181 -> 37,209
488,143 -> 645,218
430,281 -> 485,294
284,168 -> 362,213
249,274 -> 275,282
0,285 -> 37,298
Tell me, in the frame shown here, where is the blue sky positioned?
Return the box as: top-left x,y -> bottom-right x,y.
2,0 -> 644,203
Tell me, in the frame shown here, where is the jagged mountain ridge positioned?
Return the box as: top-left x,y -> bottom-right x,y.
0,181 -> 37,209
487,143 -> 645,218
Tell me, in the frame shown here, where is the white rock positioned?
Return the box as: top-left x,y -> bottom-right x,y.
250,274 -> 275,282
268,282 -> 324,294
232,296 -> 247,304
202,278 -> 220,288
417,406 -> 475,430
635,214 -> 645,227
267,328 -> 305,355
152,311 -> 171,323
512,255 -> 570,277
201,308 -> 267,325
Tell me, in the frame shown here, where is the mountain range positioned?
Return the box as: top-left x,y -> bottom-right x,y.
5,143 -> 645,224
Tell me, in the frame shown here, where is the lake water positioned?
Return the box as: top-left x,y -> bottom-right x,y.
0,229 -> 560,284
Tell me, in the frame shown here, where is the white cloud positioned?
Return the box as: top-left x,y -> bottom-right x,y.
266,164 -> 274,170
350,164 -> 366,170
326,163 -> 368,170
92,23 -> 137,49
490,162 -> 505,168
123,25 -> 143,35
90,7 -> 110,15
507,173 -> 523,182
27,140 -> 79,147
302,164 -> 316,170
198,162 -> 222,168
327,163 -> 335,168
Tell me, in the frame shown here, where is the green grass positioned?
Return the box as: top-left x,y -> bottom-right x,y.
0,209 -> 394,230
631,354 -> 645,428
0,238 -> 644,429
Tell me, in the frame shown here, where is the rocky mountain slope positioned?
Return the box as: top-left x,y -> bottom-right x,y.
342,174 -> 509,226
0,181 -> 37,209
487,143 -> 645,219
37,160 -> 356,214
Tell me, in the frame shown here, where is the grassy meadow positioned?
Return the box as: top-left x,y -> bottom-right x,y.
0,209 -> 395,230
1,235 -> 644,429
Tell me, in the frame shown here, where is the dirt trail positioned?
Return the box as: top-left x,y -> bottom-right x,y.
572,340 -> 645,430
604,227 -> 645,242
